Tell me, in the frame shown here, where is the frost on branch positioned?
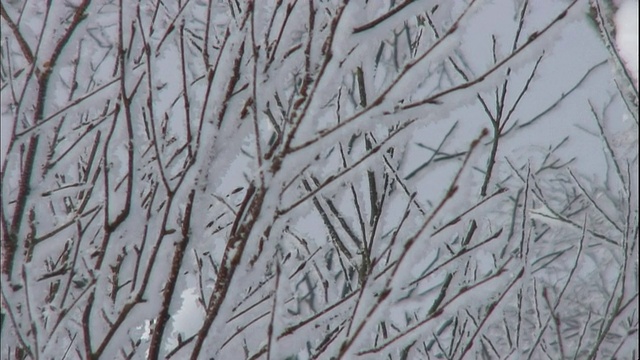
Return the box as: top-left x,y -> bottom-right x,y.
1,0 -> 637,359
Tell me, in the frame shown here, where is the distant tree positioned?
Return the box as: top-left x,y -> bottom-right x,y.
1,0 -> 636,359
